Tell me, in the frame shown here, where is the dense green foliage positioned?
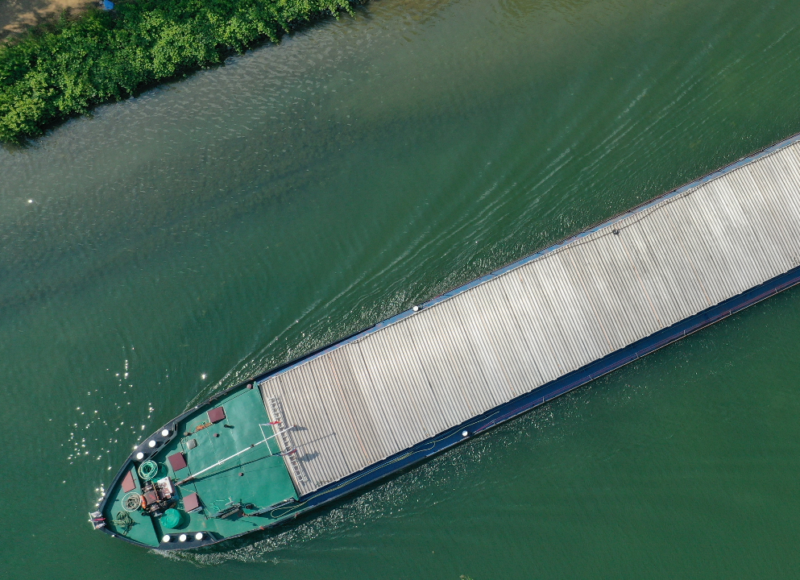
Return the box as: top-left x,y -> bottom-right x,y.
0,0 -> 353,142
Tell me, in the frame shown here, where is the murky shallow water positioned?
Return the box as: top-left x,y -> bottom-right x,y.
2,0 -> 800,578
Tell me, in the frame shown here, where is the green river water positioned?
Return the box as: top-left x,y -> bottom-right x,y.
2,0 -> 800,577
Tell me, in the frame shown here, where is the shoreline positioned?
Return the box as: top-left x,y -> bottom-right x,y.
0,0 -> 361,143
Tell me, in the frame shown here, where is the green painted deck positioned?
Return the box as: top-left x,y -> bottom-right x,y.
103,387 -> 298,544
104,470 -> 160,547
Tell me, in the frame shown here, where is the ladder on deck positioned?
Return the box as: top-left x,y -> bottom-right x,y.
265,395 -> 309,488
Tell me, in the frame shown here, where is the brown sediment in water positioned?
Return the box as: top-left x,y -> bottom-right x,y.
1,0 -> 94,40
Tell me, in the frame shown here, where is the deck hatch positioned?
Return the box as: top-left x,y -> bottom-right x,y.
167,452 -> 187,471
208,407 -> 226,424
121,470 -> 136,493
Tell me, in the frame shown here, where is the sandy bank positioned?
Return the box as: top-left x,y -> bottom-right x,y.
1,0 -> 94,39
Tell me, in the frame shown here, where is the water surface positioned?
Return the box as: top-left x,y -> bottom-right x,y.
2,0 -> 800,578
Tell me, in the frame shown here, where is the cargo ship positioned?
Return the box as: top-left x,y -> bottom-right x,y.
92,132 -> 800,550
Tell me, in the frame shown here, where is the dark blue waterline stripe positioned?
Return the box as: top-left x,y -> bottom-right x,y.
255,263 -> 800,531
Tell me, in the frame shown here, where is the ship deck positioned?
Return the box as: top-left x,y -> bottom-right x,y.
259,137 -> 800,497
102,387 -> 297,545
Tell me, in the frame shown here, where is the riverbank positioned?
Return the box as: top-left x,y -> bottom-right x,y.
0,0 -> 356,142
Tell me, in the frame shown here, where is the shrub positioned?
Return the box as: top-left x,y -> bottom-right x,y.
0,0 -> 354,142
